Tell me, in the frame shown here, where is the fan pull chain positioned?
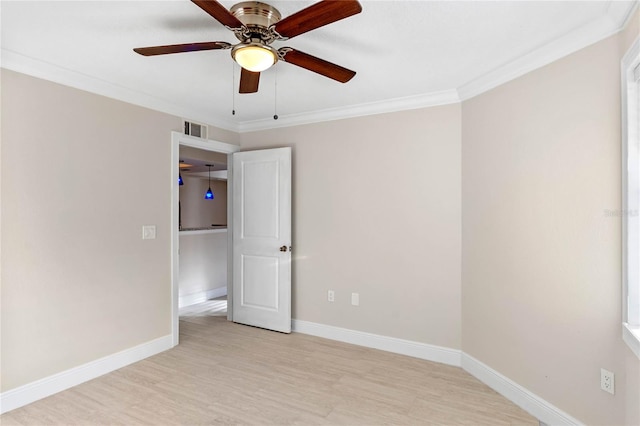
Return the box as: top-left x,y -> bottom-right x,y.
273,66 -> 279,120
231,62 -> 236,116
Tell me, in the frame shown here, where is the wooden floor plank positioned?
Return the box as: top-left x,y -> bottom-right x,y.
1,314 -> 537,425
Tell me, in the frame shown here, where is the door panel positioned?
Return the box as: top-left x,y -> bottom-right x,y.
232,148 -> 291,333
241,254 -> 279,310
241,160 -> 280,239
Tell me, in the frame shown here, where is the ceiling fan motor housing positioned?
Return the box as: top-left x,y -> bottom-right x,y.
231,1 -> 281,39
230,2 -> 282,71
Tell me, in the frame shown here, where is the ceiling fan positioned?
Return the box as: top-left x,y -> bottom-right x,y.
133,0 -> 362,94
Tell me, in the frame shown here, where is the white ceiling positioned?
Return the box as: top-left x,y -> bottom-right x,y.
1,1 -> 636,132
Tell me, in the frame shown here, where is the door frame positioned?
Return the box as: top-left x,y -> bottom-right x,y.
170,131 -> 240,346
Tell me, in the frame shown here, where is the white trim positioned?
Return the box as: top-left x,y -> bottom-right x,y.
461,354 -> 582,426
0,49 -> 238,133
186,170 -> 228,181
174,132 -> 239,154
0,318 -> 589,424
179,287 -> 227,308
623,323 -> 640,359
293,320 -> 589,425
237,90 -> 461,133
171,131 -> 240,346
608,0 -> 639,30
4,1 -> 636,133
620,29 -> 640,73
292,319 -> 461,367
226,158 -> 235,323
622,36 -> 640,359
458,12 -> 625,101
179,228 -> 228,236
0,334 -> 172,415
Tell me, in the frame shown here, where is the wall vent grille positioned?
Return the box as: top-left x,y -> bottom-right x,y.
183,120 -> 208,139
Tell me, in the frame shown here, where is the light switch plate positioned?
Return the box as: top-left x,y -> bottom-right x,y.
142,225 -> 156,240
351,292 -> 359,306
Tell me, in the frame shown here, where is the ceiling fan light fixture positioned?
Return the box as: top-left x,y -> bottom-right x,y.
232,42 -> 277,72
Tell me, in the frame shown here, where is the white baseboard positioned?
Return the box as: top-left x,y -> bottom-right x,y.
0,318 -> 583,426
461,353 -> 582,426
292,319 -> 462,366
179,287 -> 227,308
0,334 -> 173,415
292,320 -> 582,425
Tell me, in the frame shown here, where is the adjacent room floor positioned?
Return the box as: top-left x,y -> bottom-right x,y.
1,315 -> 537,425
179,296 -> 228,321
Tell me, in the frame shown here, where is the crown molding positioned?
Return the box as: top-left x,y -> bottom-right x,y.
3,1 -> 637,133
0,48 -> 458,134
607,0 -> 639,29
237,1 -> 638,131
236,89 -> 461,133
457,3 -> 637,101
0,49 -> 239,133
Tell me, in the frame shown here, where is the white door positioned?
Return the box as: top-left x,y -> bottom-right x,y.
232,147 -> 291,333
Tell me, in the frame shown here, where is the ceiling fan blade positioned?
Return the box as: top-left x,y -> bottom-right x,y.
239,68 -> 260,93
133,41 -> 231,56
273,0 -> 362,39
278,48 -> 356,83
191,0 -> 244,29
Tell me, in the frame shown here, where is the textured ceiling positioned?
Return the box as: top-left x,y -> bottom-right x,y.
1,1 -> 636,132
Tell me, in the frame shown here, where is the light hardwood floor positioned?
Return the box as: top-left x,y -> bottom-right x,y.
179,297 -> 227,318
1,315 -> 537,425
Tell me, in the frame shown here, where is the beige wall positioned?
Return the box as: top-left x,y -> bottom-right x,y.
202,124 -> 240,147
2,11 -> 639,425
461,14 -> 640,426
178,232 -> 227,302
179,177 -> 227,228
0,69 -> 236,391
240,105 -> 462,349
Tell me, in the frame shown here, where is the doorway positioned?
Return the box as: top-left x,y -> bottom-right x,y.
170,131 -> 240,346
178,145 -> 228,322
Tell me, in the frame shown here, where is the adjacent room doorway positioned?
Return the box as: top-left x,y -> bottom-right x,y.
170,131 -> 292,345
177,144 -> 230,322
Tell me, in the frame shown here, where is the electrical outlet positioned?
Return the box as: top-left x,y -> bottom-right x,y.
601,368 -> 615,395
351,292 -> 359,306
327,290 -> 335,302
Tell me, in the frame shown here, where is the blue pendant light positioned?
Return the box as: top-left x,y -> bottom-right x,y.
205,164 -> 214,200
178,173 -> 184,186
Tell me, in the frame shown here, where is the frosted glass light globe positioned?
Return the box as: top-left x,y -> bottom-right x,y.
232,44 -> 277,72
